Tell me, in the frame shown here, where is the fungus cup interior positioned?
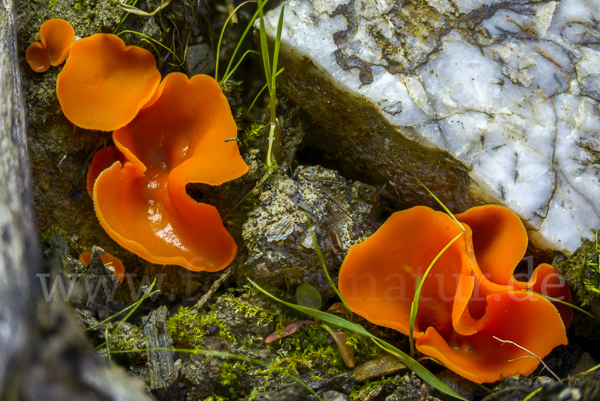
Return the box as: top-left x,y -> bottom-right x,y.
26,42 -> 50,73
90,73 -> 248,272
79,251 -> 125,284
338,205 -> 571,383
25,19 -> 74,73
57,33 -> 160,131
87,146 -> 127,197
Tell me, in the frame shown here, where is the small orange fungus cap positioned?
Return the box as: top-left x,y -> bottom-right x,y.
25,19 -> 74,73
79,251 -> 125,284
339,205 -> 571,383
57,34 -> 160,131
26,42 -> 50,73
91,73 -> 248,272
40,19 -> 75,66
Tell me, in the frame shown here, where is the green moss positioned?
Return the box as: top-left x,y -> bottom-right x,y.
558,230 -> 600,307
220,361 -> 246,386
242,121 -> 266,147
166,306 -> 236,344
39,225 -> 66,246
221,290 -> 277,327
203,396 -> 229,401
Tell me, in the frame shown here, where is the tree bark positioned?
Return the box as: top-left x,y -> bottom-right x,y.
0,1 -> 155,399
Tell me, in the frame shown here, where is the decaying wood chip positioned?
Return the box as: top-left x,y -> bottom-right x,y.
143,306 -> 177,390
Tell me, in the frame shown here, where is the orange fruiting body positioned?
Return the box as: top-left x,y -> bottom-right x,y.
26,42 -> 50,73
40,19 -> 75,66
79,251 -> 125,284
90,73 -> 248,272
25,19 -> 74,73
338,205 -> 571,383
57,34 -> 160,131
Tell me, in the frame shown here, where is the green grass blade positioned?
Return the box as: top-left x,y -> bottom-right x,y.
215,0 -> 256,83
248,279 -> 468,401
113,0 -> 139,34
116,30 -> 183,65
266,3 -> 285,167
105,326 -> 112,363
271,3 -> 285,90
96,279 -> 158,349
257,0 -> 272,92
247,68 -> 284,114
409,231 -> 464,357
522,387 -> 542,401
223,1 -> 270,84
221,50 -> 260,85
141,38 -> 163,68
416,178 -> 463,230
521,289 -> 598,320
85,288 -> 161,331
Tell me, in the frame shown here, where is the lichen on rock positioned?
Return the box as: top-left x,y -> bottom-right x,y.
240,165 -> 379,299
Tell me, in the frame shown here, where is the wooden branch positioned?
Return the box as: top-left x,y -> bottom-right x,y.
0,1 -> 155,399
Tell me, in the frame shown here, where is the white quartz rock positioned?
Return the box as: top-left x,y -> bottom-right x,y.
264,0 -> 600,254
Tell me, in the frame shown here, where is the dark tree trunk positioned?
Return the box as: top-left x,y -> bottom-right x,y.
0,1 -> 154,399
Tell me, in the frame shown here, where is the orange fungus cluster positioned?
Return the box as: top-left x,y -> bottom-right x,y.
26,19 -> 75,73
338,205 -> 572,383
44,22 -> 248,272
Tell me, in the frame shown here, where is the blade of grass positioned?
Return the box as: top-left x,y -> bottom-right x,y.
96,279 -> 158,350
416,178 -> 464,230
257,0 -> 272,92
116,30 -> 183,65
409,231 -> 464,357
221,49 -> 260,84
520,289 -> 597,320
247,68 -> 284,114
113,0 -> 139,34
141,38 -> 163,68
105,326 -> 112,363
215,0 -> 256,83
305,212 -> 352,318
248,278 -> 468,401
85,288 -> 161,332
222,1 -> 270,83
522,387 -> 542,401
266,4 -> 285,167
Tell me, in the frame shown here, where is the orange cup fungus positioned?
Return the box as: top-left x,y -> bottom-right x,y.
57,33 -> 161,131
338,205 -> 572,383
79,251 -> 125,284
26,42 -> 51,73
88,73 -> 248,272
26,19 -> 75,73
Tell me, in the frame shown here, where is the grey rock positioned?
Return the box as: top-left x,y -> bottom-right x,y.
240,165 -> 378,298
385,373 -> 440,401
185,43 -> 216,76
321,390 -> 349,401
